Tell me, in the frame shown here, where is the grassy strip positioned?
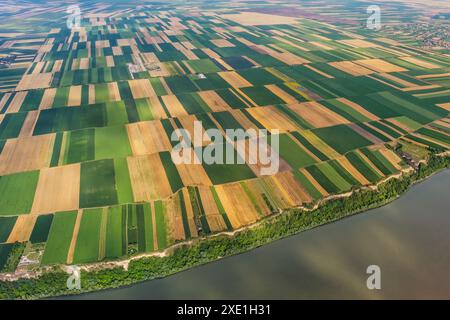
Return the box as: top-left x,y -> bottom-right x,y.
154,201 -> 167,250
0,155 -> 449,299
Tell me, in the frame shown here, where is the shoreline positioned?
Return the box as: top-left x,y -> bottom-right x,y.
0,167 -> 414,280
0,154 -> 449,299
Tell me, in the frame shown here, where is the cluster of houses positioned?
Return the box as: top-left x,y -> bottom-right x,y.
409,23 -> 450,50
399,151 -> 420,170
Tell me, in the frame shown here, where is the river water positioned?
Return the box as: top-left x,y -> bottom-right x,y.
67,170 -> 450,299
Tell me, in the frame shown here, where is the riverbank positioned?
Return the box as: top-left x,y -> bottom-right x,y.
71,169 -> 450,299
0,154 -> 449,299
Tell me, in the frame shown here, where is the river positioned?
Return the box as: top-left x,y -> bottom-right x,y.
66,170 -> 450,299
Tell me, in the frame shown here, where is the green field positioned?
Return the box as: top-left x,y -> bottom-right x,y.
346,152 -> 383,183
80,159 -> 118,208
0,171 -> 39,215
160,151 -> 184,193
105,206 -> 126,258
313,125 -> 373,154
276,134 -> 317,169
0,244 -> 14,271
65,128 -> 95,164
113,158 -> 134,204
41,211 -> 78,265
154,201 -> 167,250
0,216 -> 17,243
29,214 -> 54,244
94,125 -> 132,160
73,209 -> 102,264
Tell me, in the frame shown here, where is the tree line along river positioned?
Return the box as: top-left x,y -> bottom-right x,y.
64,170 -> 450,299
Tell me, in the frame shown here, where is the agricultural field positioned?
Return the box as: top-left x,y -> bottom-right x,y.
0,0 -> 449,274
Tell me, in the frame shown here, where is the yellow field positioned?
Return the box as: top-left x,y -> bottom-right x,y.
129,79 -> 157,99
127,121 -> 172,156
290,101 -> 350,128
218,71 -> 252,88
0,134 -> 54,175
355,59 -> 407,73
31,163 -> 81,214
222,12 -> 299,26
329,61 -> 375,76
127,154 -> 173,201
214,183 -> 260,229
